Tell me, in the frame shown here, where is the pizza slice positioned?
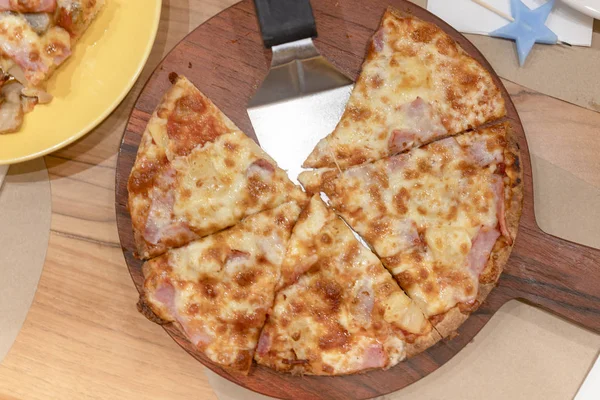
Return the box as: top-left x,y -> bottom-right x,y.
56,0 -> 105,40
0,0 -> 104,85
299,123 -> 522,337
138,201 -> 302,373
128,75 -> 306,259
254,195 -> 440,375
0,12 -> 71,133
0,0 -> 104,133
303,8 -> 505,170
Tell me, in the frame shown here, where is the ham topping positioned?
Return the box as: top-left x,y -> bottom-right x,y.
467,137 -> 503,167
492,175 -> 512,243
144,189 -> 175,245
246,158 -> 275,180
386,153 -> 410,173
389,98 -> 447,154
153,280 -> 177,317
143,167 -> 195,246
152,281 -> 213,347
256,330 -> 271,356
225,249 -> 251,264
467,228 -> 501,276
182,320 -> 213,348
361,344 -> 387,370
372,28 -> 384,52
389,129 -> 416,153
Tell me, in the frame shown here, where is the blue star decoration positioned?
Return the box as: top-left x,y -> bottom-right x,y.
490,0 -> 558,66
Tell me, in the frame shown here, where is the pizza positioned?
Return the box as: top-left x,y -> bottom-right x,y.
128,7 -> 523,377
303,8 -> 505,170
255,195 -> 439,375
0,0 -> 104,133
128,75 -> 306,259
138,201 -> 303,373
299,122 -> 522,336
56,0 -> 105,40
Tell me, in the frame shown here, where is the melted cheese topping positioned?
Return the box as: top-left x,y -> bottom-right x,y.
142,202 -> 301,372
299,125 -> 507,317
303,9 -> 505,169
255,196 -> 432,375
128,76 -> 306,259
171,131 -> 304,235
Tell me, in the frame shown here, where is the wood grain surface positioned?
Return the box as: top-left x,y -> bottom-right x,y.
1,1 -> 599,400
114,1 -> 600,399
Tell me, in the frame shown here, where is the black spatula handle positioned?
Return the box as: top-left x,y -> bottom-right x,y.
253,0 -> 317,48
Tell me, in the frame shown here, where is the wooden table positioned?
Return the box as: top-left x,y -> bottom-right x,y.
0,1 -> 599,399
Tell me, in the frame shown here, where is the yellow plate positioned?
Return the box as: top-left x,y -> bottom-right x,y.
0,0 -> 162,165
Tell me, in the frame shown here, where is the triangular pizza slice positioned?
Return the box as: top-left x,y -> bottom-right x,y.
254,195 -> 440,375
128,75 -> 306,259
299,123 -> 522,337
138,201 -> 303,373
303,8 -> 505,170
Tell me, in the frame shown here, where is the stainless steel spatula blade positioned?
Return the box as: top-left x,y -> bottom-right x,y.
247,0 -> 353,183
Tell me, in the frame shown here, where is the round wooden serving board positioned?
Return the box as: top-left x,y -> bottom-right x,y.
115,1 -> 600,398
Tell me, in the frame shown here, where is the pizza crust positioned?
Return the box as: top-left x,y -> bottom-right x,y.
405,329 -> 443,358
138,293 -> 255,373
432,283 -> 493,339
137,294 -> 170,325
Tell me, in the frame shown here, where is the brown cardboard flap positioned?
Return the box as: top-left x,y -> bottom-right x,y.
415,0 -> 600,112
206,301 -> 600,400
0,159 -> 51,363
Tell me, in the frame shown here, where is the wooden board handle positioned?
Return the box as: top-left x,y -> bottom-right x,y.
116,1 -> 600,397
501,196 -> 600,333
